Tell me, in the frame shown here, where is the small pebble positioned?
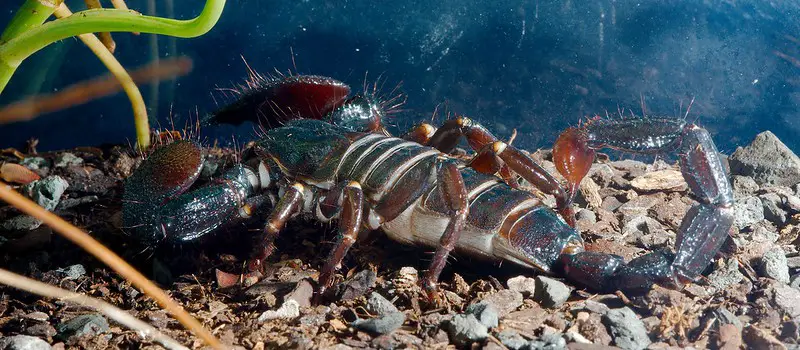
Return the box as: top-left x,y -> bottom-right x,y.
534,276 -> 571,308
54,153 -> 83,168
602,307 -> 651,350
24,176 -> 69,211
56,313 -> 110,340
760,247 -> 790,284
711,307 -> 742,331
496,330 -> 527,350
1,215 -> 43,231
507,275 -> 537,297
742,324 -> 785,349
773,285 -> 800,318
707,258 -> 745,291
257,300 -> 300,321
54,264 -> 86,280
442,314 -> 488,346
365,292 -> 398,317
20,157 -> 48,171
760,193 -> 788,225
528,332 -> 566,350
338,269 -> 376,300
465,301 -> 499,328
352,312 -> 405,334
479,289 -> 523,317
285,280 -> 313,308
733,196 -> 765,229
0,335 -> 51,350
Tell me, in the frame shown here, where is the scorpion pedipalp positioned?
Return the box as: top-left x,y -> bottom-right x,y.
555,117 -> 734,292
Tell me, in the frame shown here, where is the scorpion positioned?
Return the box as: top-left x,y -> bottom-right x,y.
122,73 -> 734,301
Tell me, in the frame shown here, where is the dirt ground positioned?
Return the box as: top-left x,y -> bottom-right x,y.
0,134 -> 798,350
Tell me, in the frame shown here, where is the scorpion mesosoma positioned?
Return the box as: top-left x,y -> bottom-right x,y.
122,74 -> 734,300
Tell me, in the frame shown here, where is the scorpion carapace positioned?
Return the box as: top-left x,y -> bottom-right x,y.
122,73 -> 734,301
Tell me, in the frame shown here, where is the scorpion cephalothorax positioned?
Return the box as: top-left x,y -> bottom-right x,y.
122,73 -> 734,301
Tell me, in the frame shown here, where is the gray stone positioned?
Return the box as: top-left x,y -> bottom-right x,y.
707,258 -> 745,291
20,157 -> 48,171
787,194 -> 800,213
760,247 -> 790,284
534,276 -> 571,308
0,335 -> 51,350
610,160 -> 647,178
732,175 -> 760,199
602,307 -> 651,350
352,312 -> 405,334
791,274 -> 800,291
56,313 -> 110,340
733,196 -> 764,229
366,292 -> 399,317
575,209 -> 597,224
442,314 -> 488,346
54,264 -> 86,280
497,330 -> 527,350
760,193 -> 788,225
729,131 -> 800,186
257,300 -> 300,321
1,215 -> 43,231
479,289 -> 524,317
465,301 -> 499,328
711,307 -> 743,331
507,275 -> 537,297
774,285 -> 800,318
527,333 -> 566,350
617,194 -> 663,223
23,176 -> 68,211
338,269 -> 377,300
54,153 -> 83,168
285,280 -> 314,308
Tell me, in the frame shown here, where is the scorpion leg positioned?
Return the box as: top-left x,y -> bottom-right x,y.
401,123 -> 437,144
247,183 -> 305,272
316,181 -> 364,300
558,120 -> 734,293
426,117 -> 575,226
420,162 -> 469,301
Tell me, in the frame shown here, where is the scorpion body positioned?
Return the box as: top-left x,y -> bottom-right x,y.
122,73 -> 734,299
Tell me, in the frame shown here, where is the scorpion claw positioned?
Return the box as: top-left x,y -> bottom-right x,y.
560,117 -> 735,293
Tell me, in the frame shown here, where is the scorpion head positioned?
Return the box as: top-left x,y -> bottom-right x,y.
254,119 -> 353,180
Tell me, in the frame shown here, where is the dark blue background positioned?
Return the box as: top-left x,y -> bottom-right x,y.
2,0 -> 799,154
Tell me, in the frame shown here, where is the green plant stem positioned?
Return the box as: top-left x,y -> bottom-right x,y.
0,0 -> 62,44
0,0 -> 225,93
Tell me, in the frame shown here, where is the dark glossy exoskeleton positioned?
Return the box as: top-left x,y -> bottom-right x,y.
122,72 -> 734,300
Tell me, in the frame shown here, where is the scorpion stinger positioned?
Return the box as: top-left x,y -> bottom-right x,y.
555,117 -> 734,291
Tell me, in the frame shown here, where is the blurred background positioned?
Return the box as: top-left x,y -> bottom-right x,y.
1,0 -> 799,154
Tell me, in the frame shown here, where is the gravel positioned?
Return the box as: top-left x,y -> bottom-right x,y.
23,176 -> 68,212
760,247 -> 790,284
497,330 -> 527,350
442,314 -> 488,346
465,301 -> 499,328
534,276 -> 571,308
55,314 -> 109,341
729,130 -> 800,186
507,275 -> 537,297
0,335 -> 51,350
352,312 -> 405,335
602,307 -> 651,350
